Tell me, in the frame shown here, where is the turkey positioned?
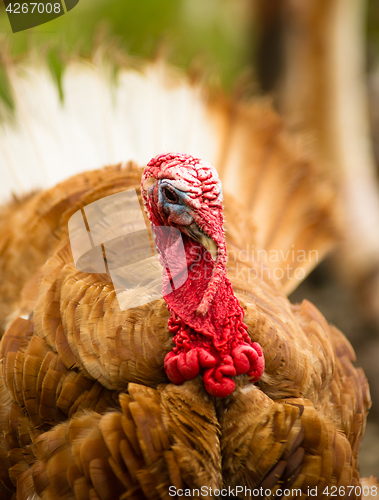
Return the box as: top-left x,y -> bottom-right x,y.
0,54 -> 377,499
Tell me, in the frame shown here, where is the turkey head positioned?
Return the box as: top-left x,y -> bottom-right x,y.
141,152 -> 265,398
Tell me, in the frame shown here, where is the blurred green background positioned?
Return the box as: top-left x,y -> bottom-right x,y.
1,0 -> 379,99
0,0 -> 255,112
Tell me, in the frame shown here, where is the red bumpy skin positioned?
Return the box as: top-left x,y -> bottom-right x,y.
142,153 -> 264,397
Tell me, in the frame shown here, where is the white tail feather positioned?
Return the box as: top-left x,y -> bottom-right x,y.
0,58 -> 218,201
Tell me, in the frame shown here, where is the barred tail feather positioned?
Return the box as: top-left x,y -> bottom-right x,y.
209,97 -> 339,294
0,53 -> 339,294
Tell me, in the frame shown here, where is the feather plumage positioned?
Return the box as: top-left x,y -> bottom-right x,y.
0,54 -> 376,499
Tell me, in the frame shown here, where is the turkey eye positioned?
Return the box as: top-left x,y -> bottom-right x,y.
163,187 -> 178,203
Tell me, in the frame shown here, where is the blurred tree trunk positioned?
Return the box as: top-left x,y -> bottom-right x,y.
255,0 -> 379,327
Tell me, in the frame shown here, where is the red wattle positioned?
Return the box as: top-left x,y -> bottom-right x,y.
231,343 -> 265,381
164,351 -> 186,384
176,349 -> 200,379
247,342 -> 265,382
203,368 -> 236,398
159,233 -> 265,397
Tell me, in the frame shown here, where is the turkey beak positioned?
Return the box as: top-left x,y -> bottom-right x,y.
187,219 -> 227,316
200,235 -> 218,262
186,222 -> 218,261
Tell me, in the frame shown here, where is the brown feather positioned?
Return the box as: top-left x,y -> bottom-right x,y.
0,107 -> 373,498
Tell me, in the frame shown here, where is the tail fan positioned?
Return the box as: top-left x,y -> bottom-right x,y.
0,52 -> 339,296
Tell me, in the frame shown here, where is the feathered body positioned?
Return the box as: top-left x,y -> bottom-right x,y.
0,56 -> 375,498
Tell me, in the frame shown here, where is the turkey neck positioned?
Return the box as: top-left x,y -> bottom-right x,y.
164,236 -> 240,339
162,234 -> 262,398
